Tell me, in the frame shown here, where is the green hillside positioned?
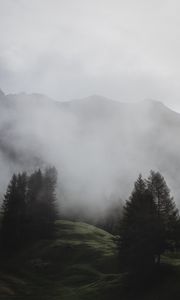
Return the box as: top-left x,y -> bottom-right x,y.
1,220 -> 180,300
0,220 -> 121,299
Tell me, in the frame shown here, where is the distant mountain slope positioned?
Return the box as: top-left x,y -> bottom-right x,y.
0,90 -> 180,212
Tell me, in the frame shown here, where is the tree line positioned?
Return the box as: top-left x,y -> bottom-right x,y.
0,166 -> 180,277
0,167 -> 57,254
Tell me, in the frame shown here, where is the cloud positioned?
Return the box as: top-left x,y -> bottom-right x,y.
0,91 -> 179,218
0,0 -> 180,110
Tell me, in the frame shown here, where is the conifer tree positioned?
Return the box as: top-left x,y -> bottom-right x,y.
1,173 -> 27,251
147,171 -> 179,260
36,167 -> 57,238
26,169 -> 43,240
27,167 -> 57,240
1,167 -> 58,252
119,172 -> 180,274
119,175 -> 160,273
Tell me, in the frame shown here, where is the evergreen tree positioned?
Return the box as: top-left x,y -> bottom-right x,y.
1,173 -> 27,252
42,166 -> 57,223
119,172 -> 180,275
16,172 -> 28,244
147,171 -> 179,259
27,167 -> 57,240
119,175 -> 160,274
1,167 -> 58,252
37,167 -> 57,238
147,171 -> 178,221
26,169 -> 44,240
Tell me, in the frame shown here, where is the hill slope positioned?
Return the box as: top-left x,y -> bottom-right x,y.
0,220 -> 120,299
1,220 -> 180,299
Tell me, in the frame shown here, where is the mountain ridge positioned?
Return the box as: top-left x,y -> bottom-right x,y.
1,89 -> 178,115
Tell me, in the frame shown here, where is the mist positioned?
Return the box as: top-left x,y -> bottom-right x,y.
1,0 -> 180,217
0,90 -> 179,217
1,0 -> 180,112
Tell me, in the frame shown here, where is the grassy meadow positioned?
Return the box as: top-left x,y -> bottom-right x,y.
0,220 -> 180,299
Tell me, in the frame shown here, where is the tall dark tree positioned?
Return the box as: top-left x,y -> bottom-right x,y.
119,175 -> 160,274
1,173 -> 27,252
42,167 -> 58,222
27,167 -> 57,240
1,167 -> 58,253
38,167 -> 57,237
26,169 -> 43,240
147,171 -> 178,221
119,172 -> 180,275
147,171 -> 179,260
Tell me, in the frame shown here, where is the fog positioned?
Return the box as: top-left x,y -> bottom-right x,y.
0,90 -> 180,216
1,1 -> 180,216
1,0 -> 180,111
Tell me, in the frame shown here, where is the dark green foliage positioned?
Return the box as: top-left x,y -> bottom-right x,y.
147,171 -> 179,253
1,173 -> 27,251
119,172 -> 180,275
119,175 -> 160,273
27,167 -> 57,240
1,167 -> 58,253
41,167 -> 58,223
26,169 -> 43,240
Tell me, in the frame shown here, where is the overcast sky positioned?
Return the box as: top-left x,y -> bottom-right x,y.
1,0 -> 180,111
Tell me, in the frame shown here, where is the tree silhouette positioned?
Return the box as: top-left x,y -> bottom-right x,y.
27,167 -> 58,240
147,171 -> 179,262
119,175 -> 160,274
1,173 -> 27,252
119,172 -> 180,275
26,169 -> 43,240
1,167 -> 58,253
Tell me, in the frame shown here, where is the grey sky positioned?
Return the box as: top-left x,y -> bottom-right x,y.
1,0 -> 180,111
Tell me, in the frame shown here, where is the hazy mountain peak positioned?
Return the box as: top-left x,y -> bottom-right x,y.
66,94 -> 121,119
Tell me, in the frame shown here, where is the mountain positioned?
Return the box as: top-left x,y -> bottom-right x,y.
0,90 -> 180,213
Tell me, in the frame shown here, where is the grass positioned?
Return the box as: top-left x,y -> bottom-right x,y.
1,220 -> 180,299
0,220 -> 121,299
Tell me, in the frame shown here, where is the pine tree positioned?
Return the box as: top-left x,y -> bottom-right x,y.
119,172 -> 180,275
1,167 -> 58,252
119,175 -> 160,274
26,169 -> 43,240
37,167 -> 57,238
27,167 -> 57,240
1,173 -> 27,252
147,171 -> 179,260
147,171 -> 178,220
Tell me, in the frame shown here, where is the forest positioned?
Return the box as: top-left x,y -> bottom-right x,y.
0,167 -> 180,299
